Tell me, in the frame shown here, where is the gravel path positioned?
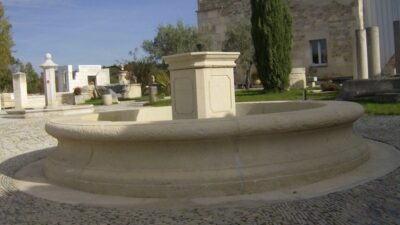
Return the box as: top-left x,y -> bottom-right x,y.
0,115 -> 399,225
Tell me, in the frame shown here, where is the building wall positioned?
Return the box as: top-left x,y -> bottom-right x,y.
56,65 -> 74,92
96,68 -> 111,86
290,0 -> 357,79
364,0 -> 400,75
56,66 -> 68,92
198,0 -> 250,49
197,0 -> 360,79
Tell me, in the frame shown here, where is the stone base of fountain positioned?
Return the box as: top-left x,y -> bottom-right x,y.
13,139 -> 399,207
43,101 -> 371,198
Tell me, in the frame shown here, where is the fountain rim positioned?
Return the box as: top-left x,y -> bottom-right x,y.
45,101 -> 364,142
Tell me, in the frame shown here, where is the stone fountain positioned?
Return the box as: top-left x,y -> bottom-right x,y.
43,52 -> 371,198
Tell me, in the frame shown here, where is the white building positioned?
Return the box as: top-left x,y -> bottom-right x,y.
56,65 -> 110,93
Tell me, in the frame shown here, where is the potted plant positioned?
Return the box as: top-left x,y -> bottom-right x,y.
73,87 -> 85,105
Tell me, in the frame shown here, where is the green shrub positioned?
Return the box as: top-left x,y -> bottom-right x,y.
320,82 -> 340,92
157,92 -> 166,100
154,70 -> 171,95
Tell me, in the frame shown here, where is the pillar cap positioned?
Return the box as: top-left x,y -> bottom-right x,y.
12,72 -> 26,77
163,52 -> 240,71
41,53 -> 58,68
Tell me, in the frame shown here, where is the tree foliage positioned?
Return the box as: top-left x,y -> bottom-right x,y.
108,66 -> 120,84
142,21 -> 213,62
0,1 -> 14,92
153,69 -> 170,95
251,0 -> 293,92
124,59 -> 158,87
223,18 -> 254,88
11,59 -> 42,94
24,62 -> 41,94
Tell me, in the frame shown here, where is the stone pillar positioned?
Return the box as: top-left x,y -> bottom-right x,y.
394,21 -> 400,75
355,0 -> 365,30
12,72 -> 28,110
366,26 -> 381,78
164,52 -> 240,120
149,85 -> 158,104
356,29 -> 369,80
40,53 -> 58,108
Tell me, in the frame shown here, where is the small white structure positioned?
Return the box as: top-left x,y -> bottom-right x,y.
56,65 -> 110,93
12,72 -> 28,110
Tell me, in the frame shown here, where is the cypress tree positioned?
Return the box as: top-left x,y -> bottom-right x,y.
0,1 -> 14,92
251,0 -> 292,92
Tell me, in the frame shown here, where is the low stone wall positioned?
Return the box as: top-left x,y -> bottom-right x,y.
124,84 -> 142,99
1,93 -> 15,108
338,78 -> 400,101
1,92 -> 76,109
57,92 -> 74,105
289,68 -> 306,90
5,105 -> 94,119
27,95 -> 45,108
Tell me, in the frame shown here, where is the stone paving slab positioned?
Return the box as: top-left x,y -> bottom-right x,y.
0,115 -> 399,225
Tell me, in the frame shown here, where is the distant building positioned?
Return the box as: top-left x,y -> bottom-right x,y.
197,0 -> 400,80
56,65 -> 110,93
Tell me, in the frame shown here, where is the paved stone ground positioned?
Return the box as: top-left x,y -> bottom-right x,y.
0,114 -> 399,225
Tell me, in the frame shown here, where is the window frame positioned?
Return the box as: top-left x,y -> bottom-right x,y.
309,39 -> 328,67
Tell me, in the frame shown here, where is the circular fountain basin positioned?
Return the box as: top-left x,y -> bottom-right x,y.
44,101 -> 370,198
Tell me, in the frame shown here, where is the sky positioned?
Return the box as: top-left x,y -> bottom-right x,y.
2,0 -> 198,72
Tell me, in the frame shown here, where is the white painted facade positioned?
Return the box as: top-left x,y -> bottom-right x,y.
364,0 -> 400,72
56,65 -> 110,93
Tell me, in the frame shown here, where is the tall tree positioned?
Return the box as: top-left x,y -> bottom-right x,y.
223,18 -> 254,89
24,63 -> 41,94
0,1 -> 14,92
251,0 -> 292,92
142,21 -> 213,62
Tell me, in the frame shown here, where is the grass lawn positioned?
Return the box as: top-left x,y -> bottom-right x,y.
85,96 -> 149,106
148,90 -> 338,107
147,89 -> 400,115
82,90 -> 398,115
147,100 -> 171,107
84,98 -> 104,106
235,89 -> 338,102
128,96 -> 150,102
357,101 -> 400,115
